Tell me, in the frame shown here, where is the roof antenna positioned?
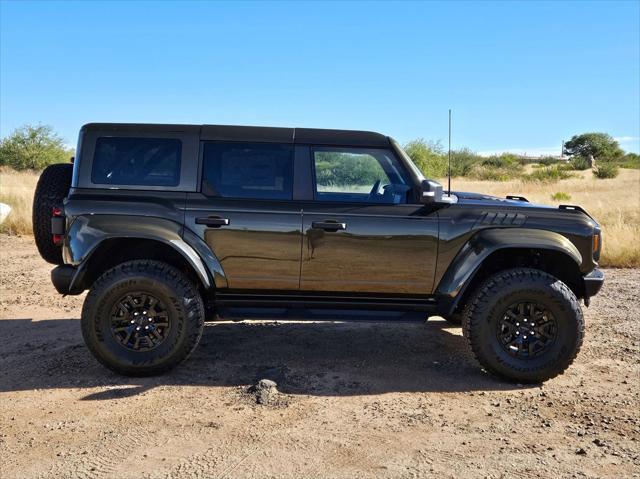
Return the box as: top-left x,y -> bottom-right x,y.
447,109 -> 452,196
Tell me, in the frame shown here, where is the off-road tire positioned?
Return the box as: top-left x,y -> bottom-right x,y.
81,260 -> 205,376
462,268 -> 584,383
32,163 -> 73,264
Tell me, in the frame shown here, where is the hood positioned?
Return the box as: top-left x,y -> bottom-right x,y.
451,191 -> 554,209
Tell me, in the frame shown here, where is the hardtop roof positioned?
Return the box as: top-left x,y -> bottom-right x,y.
81,123 -> 391,148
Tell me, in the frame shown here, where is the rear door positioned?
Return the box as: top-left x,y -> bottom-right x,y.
184,141 -> 302,290
300,146 -> 439,295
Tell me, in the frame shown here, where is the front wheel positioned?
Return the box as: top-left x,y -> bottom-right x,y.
81,260 -> 205,376
462,268 -> 584,383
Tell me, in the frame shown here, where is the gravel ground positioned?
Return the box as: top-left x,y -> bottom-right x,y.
0,234 -> 638,479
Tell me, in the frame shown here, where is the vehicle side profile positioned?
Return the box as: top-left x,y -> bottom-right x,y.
32,123 -> 604,382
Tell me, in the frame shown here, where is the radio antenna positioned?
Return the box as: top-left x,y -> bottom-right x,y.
448,109 -> 452,195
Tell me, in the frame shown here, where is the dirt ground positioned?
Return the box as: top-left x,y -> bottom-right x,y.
0,234 -> 638,479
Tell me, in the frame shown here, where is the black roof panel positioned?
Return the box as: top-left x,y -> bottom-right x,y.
82,123 -> 390,148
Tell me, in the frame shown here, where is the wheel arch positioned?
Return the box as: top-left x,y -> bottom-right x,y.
436,228 -> 584,317
65,215 -> 227,294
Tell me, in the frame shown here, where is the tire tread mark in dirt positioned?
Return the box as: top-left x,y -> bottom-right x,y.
37,429 -> 146,479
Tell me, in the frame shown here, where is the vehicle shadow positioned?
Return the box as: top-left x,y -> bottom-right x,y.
0,317 -> 526,400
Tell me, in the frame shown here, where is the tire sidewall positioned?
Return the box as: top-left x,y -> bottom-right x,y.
470,271 -> 583,382
82,266 -> 202,374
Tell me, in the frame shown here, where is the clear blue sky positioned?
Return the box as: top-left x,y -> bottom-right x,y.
1,0 -> 639,155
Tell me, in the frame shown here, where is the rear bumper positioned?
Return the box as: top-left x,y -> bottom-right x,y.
583,268 -> 604,304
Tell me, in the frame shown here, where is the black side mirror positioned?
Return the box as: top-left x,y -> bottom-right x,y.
420,180 -> 443,204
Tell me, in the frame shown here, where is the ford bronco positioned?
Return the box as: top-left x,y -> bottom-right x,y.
32,123 -> 604,382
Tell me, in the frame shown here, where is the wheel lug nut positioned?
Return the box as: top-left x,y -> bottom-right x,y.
145,326 -> 149,330
516,322 -> 520,326
148,318 -> 152,321
516,331 -> 520,335
523,335 -> 528,339
130,320 -> 135,324
530,330 -> 534,334
136,326 -> 141,331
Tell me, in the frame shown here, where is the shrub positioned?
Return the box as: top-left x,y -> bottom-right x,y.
449,148 -> 482,177
569,156 -> 591,170
537,156 -> 559,166
593,163 -> 619,179
551,192 -> 572,201
525,166 -> 574,182
403,139 -> 448,178
0,125 -> 73,171
618,153 -> 639,169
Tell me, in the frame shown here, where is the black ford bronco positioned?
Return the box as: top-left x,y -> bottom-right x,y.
32,123 -> 604,382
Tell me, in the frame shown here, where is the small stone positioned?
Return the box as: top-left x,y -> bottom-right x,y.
576,448 -> 587,455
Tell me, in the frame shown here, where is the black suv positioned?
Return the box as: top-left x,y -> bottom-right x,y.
32,123 -> 604,382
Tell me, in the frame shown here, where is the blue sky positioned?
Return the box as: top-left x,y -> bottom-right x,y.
1,0 -> 639,154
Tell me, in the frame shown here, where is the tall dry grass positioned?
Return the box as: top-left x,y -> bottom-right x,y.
0,167 -> 638,267
0,167 -> 39,235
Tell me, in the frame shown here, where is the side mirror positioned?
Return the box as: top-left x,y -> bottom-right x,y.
419,180 -> 443,204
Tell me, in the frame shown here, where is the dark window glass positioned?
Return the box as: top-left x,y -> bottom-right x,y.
312,147 -> 411,204
202,142 -> 293,200
92,137 -> 181,186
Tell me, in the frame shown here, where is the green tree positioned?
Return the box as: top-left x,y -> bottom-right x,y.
0,124 -> 72,170
403,138 -> 448,178
563,133 -> 624,163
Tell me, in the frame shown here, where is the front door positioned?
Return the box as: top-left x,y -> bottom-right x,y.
301,146 -> 438,295
185,141 -> 302,290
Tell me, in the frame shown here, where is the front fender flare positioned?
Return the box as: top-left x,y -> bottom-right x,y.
435,228 -> 582,313
65,215 -> 226,292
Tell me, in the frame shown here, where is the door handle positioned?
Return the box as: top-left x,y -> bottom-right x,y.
196,216 -> 230,227
312,221 -> 346,232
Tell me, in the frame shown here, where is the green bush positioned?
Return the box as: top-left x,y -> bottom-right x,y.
551,192 -> 572,201
537,156 -> 559,166
0,124 -> 73,171
569,156 -> 591,170
525,166 -> 574,182
449,148 -> 482,176
618,153 -> 639,169
593,163 -> 619,179
403,139 -> 448,178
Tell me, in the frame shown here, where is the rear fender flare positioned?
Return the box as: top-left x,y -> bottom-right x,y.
65,215 -> 227,291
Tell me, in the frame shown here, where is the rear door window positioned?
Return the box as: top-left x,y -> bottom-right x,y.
202,142 -> 293,200
92,137 -> 182,186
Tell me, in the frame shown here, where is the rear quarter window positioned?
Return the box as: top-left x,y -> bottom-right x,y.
91,137 -> 182,186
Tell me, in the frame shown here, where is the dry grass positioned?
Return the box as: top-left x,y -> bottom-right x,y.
0,167 -> 39,235
441,168 -> 640,267
1,167 -> 638,267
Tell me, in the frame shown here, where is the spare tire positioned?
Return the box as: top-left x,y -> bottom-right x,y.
32,163 -> 73,265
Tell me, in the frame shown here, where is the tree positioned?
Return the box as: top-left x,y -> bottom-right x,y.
0,124 -> 72,170
563,133 -> 624,163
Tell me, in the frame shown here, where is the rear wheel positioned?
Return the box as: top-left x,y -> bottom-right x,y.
462,268 -> 584,383
81,260 -> 205,376
32,163 -> 73,264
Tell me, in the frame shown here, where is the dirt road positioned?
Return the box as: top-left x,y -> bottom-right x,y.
1,234 -> 638,478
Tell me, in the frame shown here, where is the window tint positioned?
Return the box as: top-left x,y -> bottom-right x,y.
92,137 -> 181,186
202,142 -> 293,200
313,148 -> 411,204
